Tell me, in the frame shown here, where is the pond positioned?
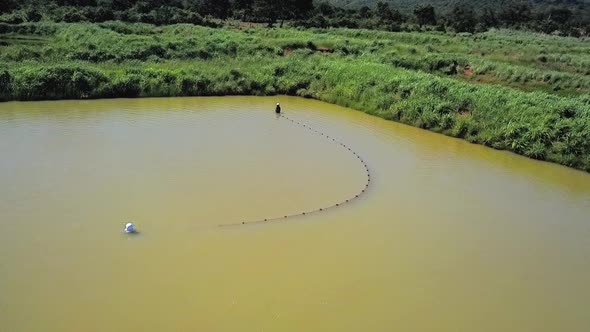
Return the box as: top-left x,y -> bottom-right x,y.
1,96 -> 589,331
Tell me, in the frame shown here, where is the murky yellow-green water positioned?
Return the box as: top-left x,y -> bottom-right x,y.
1,96 -> 590,331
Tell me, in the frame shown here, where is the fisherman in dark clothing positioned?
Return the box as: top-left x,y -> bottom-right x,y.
275,103 -> 281,114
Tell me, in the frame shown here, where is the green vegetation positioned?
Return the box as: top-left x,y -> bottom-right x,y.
327,0 -> 589,14
300,1 -> 589,36
0,21 -> 589,171
1,0 -> 589,36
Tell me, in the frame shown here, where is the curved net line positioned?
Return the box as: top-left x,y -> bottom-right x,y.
218,113 -> 371,227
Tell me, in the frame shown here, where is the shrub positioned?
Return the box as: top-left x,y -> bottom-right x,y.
11,66 -> 107,100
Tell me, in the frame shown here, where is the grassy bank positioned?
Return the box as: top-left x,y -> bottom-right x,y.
0,22 -> 589,171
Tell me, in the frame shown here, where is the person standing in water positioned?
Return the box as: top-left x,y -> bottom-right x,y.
275,102 -> 281,114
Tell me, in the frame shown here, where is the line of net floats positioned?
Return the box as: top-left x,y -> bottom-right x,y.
218,113 -> 370,227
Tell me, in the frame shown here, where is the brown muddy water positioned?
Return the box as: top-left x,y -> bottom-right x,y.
1,96 -> 589,331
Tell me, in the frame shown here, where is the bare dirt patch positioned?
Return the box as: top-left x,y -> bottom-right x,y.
464,65 -> 473,77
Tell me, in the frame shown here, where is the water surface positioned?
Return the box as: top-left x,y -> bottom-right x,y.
1,96 -> 589,331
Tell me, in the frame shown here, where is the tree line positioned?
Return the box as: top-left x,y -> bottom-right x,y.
1,0 -> 588,36
302,1 -> 589,36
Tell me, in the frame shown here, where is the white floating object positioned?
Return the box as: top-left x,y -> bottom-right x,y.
124,222 -> 135,233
